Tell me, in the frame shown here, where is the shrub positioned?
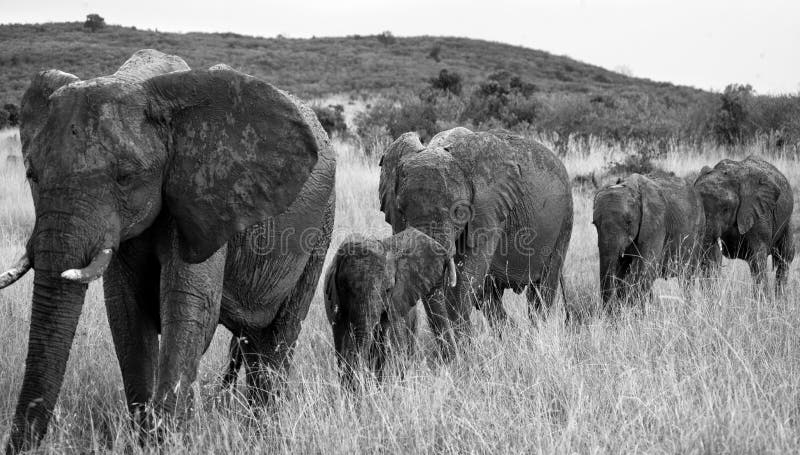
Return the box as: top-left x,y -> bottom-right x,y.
2,104 -> 19,127
313,104 -> 347,136
461,71 -> 542,131
355,97 -> 438,148
376,31 -> 396,46
428,44 -> 442,62
605,146 -> 666,177
428,69 -> 462,96
713,84 -> 753,145
84,14 -> 106,33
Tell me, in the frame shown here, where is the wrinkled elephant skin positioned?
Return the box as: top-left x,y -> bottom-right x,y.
379,128 -> 574,352
593,172 -> 706,312
0,49 -> 335,453
323,228 -> 448,386
694,156 -> 794,296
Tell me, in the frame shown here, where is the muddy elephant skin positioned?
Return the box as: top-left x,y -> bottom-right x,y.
593,172 -> 706,312
0,49 -> 335,453
379,127 -> 574,351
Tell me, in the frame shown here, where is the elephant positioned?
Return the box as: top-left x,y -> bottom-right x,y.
323,228 -> 450,386
694,156 -> 794,295
379,127 -> 573,351
0,49 -> 335,453
592,172 -> 706,312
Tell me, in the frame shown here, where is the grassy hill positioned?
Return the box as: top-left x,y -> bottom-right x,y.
0,22 -> 707,104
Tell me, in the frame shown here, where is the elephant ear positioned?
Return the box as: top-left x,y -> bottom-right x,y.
323,251 -> 343,323
145,68 -> 320,263
447,132 -> 522,250
632,175 -> 666,247
386,228 -> 449,313
379,133 -> 425,232
736,174 -> 780,235
19,70 -> 80,152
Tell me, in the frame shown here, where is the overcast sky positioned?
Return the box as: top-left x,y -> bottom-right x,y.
4,0 -> 799,94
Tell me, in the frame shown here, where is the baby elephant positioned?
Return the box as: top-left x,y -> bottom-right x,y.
593,172 -> 706,312
324,228 -> 454,386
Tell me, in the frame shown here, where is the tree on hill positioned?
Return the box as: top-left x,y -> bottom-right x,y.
428,69 -> 462,96
84,14 -> 106,33
714,84 -> 753,145
376,31 -> 396,46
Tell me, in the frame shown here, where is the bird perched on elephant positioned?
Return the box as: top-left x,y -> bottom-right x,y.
0,49 -> 335,453
694,157 -> 794,296
592,173 -> 706,312
379,127 -> 573,351
323,228 -> 451,386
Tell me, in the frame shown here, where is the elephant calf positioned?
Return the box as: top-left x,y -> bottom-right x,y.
593,172 -> 706,312
323,228 -> 453,386
694,156 -> 794,296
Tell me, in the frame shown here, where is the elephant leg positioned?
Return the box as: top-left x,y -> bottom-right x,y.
526,265 -> 562,324
748,248 -> 770,300
103,238 -> 160,427
773,231 -> 794,296
223,334 -> 245,389
404,310 -> 418,357
480,276 -> 510,334
241,310 -> 303,407
154,244 -> 226,417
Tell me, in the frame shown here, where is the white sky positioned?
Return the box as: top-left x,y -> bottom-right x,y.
3,0 -> 799,94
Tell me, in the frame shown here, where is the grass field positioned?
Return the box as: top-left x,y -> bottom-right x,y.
1,127 -> 800,453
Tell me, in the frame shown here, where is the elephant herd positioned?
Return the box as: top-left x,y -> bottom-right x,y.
0,50 -> 793,453
595,159 -> 794,309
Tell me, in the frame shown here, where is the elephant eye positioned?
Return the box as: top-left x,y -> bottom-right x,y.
25,168 -> 39,183
116,172 -> 133,186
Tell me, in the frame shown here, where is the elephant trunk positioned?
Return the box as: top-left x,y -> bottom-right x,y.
339,327 -> 372,389
7,269 -> 87,454
599,255 -> 618,306
599,239 -> 624,308
7,211 -> 114,454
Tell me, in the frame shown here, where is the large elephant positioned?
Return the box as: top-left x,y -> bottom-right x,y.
379,127 -> 573,349
323,228 -> 450,386
593,173 -> 706,312
694,156 -> 794,295
0,49 -> 335,453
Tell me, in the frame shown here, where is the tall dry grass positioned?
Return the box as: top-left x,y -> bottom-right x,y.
1,128 -> 799,453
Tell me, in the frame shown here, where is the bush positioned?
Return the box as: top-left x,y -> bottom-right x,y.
2,104 -> 19,127
84,14 -> 106,33
312,104 -> 347,136
355,97 -> 438,150
428,44 -> 442,62
428,69 -> 462,96
605,146 -> 667,177
376,31 -> 396,46
713,84 -> 753,145
461,71 -> 542,130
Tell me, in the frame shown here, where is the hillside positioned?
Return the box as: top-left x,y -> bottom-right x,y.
0,22 -> 708,105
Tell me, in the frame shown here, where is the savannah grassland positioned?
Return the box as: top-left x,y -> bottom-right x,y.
1,126 -> 800,454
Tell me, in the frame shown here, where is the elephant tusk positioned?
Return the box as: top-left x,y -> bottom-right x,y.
0,253 -> 32,289
61,249 -> 113,284
447,257 -> 457,287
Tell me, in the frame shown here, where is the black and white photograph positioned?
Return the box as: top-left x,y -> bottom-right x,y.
0,1 -> 798,452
